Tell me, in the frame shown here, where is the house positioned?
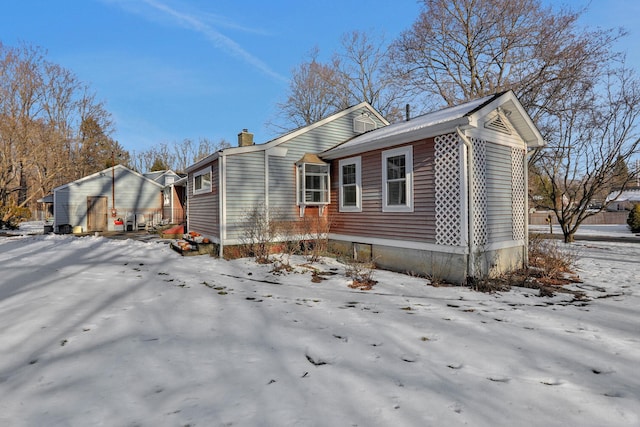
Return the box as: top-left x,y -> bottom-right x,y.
186,91 -> 545,284
143,170 -> 187,225
185,102 -> 388,250
322,91 -> 544,283
51,164 -> 166,233
606,188 -> 640,211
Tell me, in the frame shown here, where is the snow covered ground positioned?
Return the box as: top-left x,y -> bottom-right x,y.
1,223 -> 638,426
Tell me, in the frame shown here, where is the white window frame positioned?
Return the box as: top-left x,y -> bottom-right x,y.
193,166 -> 212,195
296,163 -> 330,206
163,187 -> 171,207
382,146 -> 413,212
339,156 -> 362,212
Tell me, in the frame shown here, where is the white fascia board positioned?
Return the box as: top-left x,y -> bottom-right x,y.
185,152 -> 220,173
53,164 -> 163,191
185,103 -> 384,172
469,92 -> 545,148
322,117 -> 471,160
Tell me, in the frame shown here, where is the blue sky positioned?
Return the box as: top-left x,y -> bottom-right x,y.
1,0 -> 638,154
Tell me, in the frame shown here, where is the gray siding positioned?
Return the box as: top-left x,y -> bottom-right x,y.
220,106 -> 381,242
485,142 -> 514,243
268,112 -> 371,220
54,167 -> 162,231
188,160 -> 219,239
225,152 -> 266,241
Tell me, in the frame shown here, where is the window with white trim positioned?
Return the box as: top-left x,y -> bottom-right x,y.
382,146 -> 413,212
193,166 -> 211,195
297,163 -> 330,205
339,156 -> 362,212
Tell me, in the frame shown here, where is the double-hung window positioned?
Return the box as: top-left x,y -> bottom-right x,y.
193,166 -> 212,195
382,146 -> 413,212
296,155 -> 330,205
339,156 -> 362,212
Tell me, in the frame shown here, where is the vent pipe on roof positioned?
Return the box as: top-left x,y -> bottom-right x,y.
405,104 -> 410,121
238,129 -> 254,147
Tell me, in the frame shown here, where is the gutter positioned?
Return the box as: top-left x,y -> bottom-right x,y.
456,127 -> 475,280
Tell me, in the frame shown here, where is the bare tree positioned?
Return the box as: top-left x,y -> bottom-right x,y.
388,0 -> 624,114
532,66 -> 640,242
388,0 -> 638,242
273,32 -> 407,131
132,137 -> 229,173
0,42 -> 120,223
274,48 -> 343,129
333,31 -> 405,122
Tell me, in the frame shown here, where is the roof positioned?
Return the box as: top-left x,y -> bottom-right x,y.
296,153 -> 328,165
186,102 -> 388,173
606,188 -> 640,202
37,194 -> 54,203
322,91 -> 545,160
53,164 -> 164,192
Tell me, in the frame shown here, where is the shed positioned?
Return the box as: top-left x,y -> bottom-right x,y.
52,165 -> 164,233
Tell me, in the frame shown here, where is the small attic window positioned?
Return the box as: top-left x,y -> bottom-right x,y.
484,110 -> 513,135
353,113 -> 377,134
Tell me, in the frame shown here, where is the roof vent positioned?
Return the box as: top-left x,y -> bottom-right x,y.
484,111 -> 512,135
353,113 -> 377,134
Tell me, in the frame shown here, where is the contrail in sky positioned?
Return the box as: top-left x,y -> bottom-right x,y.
126,0 -> 288,82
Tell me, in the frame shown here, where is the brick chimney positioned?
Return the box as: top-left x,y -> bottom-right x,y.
237,129 -> 254,147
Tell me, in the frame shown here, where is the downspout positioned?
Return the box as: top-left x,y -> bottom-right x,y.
456,127 -> 475,281
219,154 -> 226,258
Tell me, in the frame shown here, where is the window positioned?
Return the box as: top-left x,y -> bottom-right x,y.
353,113 -> 377,133
163,187 -> 171,207
382,146 -> 413,212
193,166 -> 211,195
297,162 -> 329,204
339,156 -> 362,212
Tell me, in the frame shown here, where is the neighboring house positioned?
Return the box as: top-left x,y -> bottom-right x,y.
606,188 -> 640,211
186,91 -> 545,284
144,170 -> 187,225
52,165 -> 165,233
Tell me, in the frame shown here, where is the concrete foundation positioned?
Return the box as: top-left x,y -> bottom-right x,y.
329,239 -> 526,285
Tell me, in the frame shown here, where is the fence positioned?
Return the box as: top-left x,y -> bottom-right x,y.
529,211 -> 628,225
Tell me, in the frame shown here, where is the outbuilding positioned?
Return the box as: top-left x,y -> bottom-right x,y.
52,164 -> 164,233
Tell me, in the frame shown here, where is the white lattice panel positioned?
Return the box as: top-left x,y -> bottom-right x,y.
470,138 -> 488,246
511,147 -> 526,241
434,133 -> 462,246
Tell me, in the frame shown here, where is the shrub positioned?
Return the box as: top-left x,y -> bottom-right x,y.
627,203 -> 640,233
0,204 -> 31,230
239,204 -> 279,263
528,235 -> 578,282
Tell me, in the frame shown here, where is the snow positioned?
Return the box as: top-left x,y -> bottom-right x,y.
530,224 -> 640,240
1,222 -> 639,426
324,95 -> 493,156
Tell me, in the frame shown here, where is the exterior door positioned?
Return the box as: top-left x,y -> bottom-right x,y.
87,196 -> 108,232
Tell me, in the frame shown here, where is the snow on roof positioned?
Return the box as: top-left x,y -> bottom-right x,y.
606,188 -> 640,202
323,94 -> 496,159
